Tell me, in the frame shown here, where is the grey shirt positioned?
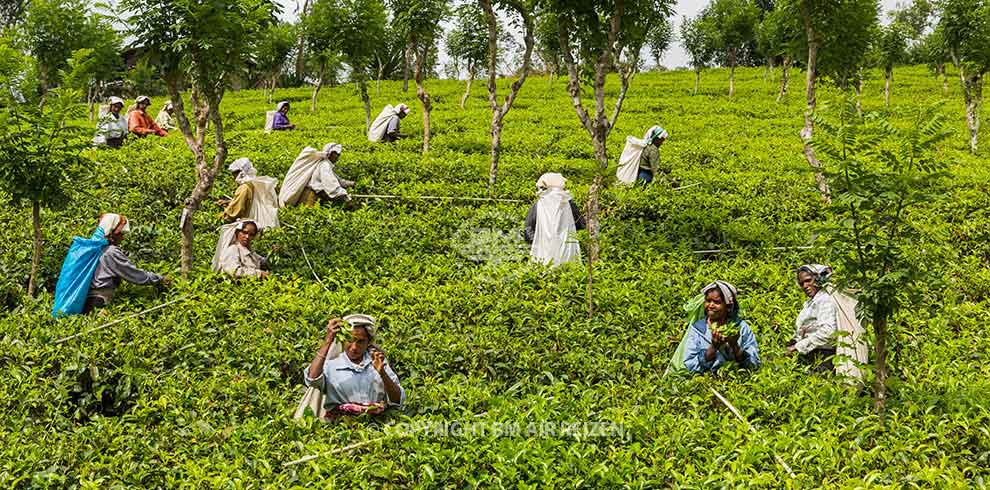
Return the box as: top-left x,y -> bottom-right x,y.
383,116 -> 401,142
88,245 -> 163,299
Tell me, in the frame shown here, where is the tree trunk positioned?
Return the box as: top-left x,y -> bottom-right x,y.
884,66 -> 892,107
768,56 -> 775,83
402,43 -> 411,93
693,69 -> 700,96
360,79 -> 371,134
311,64 -> 325,113
88,84 -> 96,123
956,60 -> 982,153
872,309 -> 889,417
414,46 -> 432,154
855,74 -> 863,115
729,56 -> 736,98
461,65 -> 474,109
800,0 -> 831,203
762,61 -> 768,82
939,63 -> 947,96
28,201 -> 42,296
777,56 -> 790,103
179,105 -> 228,275
294,0 -> 311,79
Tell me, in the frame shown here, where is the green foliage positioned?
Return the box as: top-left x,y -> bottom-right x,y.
0,88 -> 89,210
59,19 -> 125,98
390,0 -> 448,52
446,3 -> 490,76
646,16 -> 674,68
335,0 -> 388,81
0,36 -> 38,105
757,2 -> 802,62
813,95 -> 950,328
705,0 -> 760,66
22,0 -> 108,89
1,67 -> 990,486
253,22 -> 297,81
875,22 -> 909,72
680,13 -> 716,71
939,0 -> 990,73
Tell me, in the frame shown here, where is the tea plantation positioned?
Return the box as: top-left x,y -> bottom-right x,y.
2,66 -> 989,488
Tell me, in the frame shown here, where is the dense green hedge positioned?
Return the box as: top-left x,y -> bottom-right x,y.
1,65 -> 988,487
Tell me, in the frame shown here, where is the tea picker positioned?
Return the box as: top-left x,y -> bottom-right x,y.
616,125 -> 669,185
367,103 -> 409,142
525,173 -> 585,267
51,214 -> 171,318
667,281 -> 761,375
279,143 -> 355,208
215,220 -> 272,279
265,101 -> 295,132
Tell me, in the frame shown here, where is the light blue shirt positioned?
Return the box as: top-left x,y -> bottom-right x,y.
303,351 -> 406,408
683,317 -> 761,373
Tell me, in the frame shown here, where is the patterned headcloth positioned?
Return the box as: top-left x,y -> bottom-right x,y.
702,280 -> 739,315
344,314 -> 376,339
796,264 -> 833,286
97,213 -> 130,236
395,103 -> 409,114
643,125 -> 669,143
323,143 -> 343,157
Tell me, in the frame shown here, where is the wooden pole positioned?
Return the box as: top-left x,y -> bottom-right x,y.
710,387 -> 796,478
53,296 -> 189,345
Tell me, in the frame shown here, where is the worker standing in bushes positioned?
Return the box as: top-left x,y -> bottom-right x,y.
268,101 -> 296,131
219,157 -> 280,226
217,220 -> 271,279
279,143 -> 355,208
524,173 -> 585,266
92,97 -> 128,148
616,126 -> 670,185
127,96 -> 168,138
155,101 -> 178,131
367,103 -> 409,142
680,280 -> 761,374
297,315 -> 405,418
84,214 -> 170,313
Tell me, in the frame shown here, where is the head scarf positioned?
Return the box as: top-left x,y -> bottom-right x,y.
323,143 -> 343,157
796,264 -> 833,286
97,213 -> 130,236
228,157 -> 257,184
702,280 -> 739,317
108,96 -> 125,107
136,95 -> 151,105
395,103 -> 409,114
343,314 -> 376,339
644,125 -> 668,143
164,101 -> 173,111
536,172 -> 567,191
276,101 -> 289,111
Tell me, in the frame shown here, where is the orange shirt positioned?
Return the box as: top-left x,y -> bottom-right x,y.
128,110 -> 167,137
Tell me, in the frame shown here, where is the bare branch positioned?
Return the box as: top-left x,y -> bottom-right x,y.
557,15 -> 594,138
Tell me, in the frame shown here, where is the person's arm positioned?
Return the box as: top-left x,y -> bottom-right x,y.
104,247 -> 163,285
795,297 -> 838,354
523,203 -> 537,243
569,200 -> 586,230
129,111 -> 150,135
221,183 -> 253,222
683,323 -> 716,373
272,112 -> 292,130
372,350 -> 404,405
733,322 -> 761,369
384,116 -> 401,140
305,319 -> 342,388
149,117 -> 167,137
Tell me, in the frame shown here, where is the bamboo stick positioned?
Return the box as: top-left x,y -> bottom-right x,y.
710,387 -> 796,478
350,193 -> 524,203
53,296 -> 189,345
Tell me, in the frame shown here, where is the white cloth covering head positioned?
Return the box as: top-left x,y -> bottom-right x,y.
396,103 -> 408,114
97,213 -> 130,236
211,219 -> 260,271
323,143 -> 343,157
702,280 -> 739,316
228,157 -> 258,184
796,264 -> 833,286
343,314 -> 376,339
108,97 -> 125,108
536,173 -> 567,192
164,101 -> 173,110
276,101 -> 290,111
136,95 -> 151,105
279,146 -> 348,205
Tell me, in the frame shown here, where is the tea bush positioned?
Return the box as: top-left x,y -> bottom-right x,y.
1,65 -> 989,487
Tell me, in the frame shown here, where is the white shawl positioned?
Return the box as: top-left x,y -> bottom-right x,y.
530,185 -> 581,267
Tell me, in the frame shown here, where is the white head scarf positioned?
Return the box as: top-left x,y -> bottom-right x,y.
276,101 -> 289,112
97,213 -> 130,236
702,280 -> 739,317
536,173 -> 567,192
108,96 -> 125,107
164,101 -> 173,111
395,103 -> 409,114
228,157 -> 258,184
323,143 -> 343,157
136,95 -> 151,105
